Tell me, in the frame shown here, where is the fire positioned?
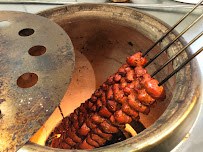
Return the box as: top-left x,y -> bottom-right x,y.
29,58 -> 96,146
125,124 -> 137,137
56,134 -> 61,138
29,108 -> 64,145
29,106 -> 64,145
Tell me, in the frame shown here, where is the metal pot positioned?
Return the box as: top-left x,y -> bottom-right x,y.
20,3 -> 201,152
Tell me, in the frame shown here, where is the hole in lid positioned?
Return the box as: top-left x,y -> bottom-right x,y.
28,45 -> 46,56
0,21 -> 10,28
17,73 -> 38,88
19,28 -> 34,36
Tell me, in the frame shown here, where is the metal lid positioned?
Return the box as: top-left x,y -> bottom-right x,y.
0,11 -> 75,152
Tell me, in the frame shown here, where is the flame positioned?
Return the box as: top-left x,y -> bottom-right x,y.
29,125 -> 47,146
29,108 -> 63,145
125,124 -> 137,137
56,134 -> 61,138
29,61 -> 96,146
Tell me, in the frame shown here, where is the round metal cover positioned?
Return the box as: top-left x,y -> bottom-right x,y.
0,11 -> 75,152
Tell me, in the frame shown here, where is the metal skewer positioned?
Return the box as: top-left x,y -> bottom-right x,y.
159,47 -> 203,86
143,13 -> 203,68
58,105 -> 65,119
140,0 -> 203,85
142,0 -> 203,57
151,31 -> 203,77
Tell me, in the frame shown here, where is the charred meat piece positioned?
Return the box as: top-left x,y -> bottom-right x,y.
106,86 -> 114,100
126,52 -> 148,66
107,100 -> 117,112
114,110 -> 132,124
128,94 -> 150,114
65,137 -> 76,146
137,89 -> 155,106
51,138 -> 60,148
77,139 -> 95,149
126,70 -> 135,82
114,73 -> 122,82
86,134 -> 100,147
134,66 -> 147,77
91,113 -> 105,124
92,128 -> 112,141
98,106 -> 112,118
122,103 -> 139,120
100,120 -> 119,134
143,79 -> 166,100
91,134 -> 106,146
86,117 -> 97,129
67,129 -> 82,143
60,142 -> 71,149
78,123 -> 90,136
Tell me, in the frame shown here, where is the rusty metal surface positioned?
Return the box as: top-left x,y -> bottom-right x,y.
0,11 -> 74,152
18,4 -> 201,152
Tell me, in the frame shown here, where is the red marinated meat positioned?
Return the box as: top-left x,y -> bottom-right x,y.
106,86 -> 113,100
107,100 -> 117,112
86,134 -> 100,147
61,142 -> 71,149
126,70 -> 135,82
86,117 -> 97,129
92,128 -> 112,141
137,89 -> 155,106
114,73 -> 122,82
126,52 -> 148,66
114,110 -> 132,124
100,120 -> 119,134
101,92 -> 107,106
114,90 -> 125,102
67,130 -> 82,143
107,76 -> 114,85
134,66 -> 147,77
49,52 -> 166,150
91,114 -> 105,124
65,137 -> 76,146
51,138 -> 60,148
96,98 -> 103,109
122,103 -> 139,120
128,94 -> 150,114
78,123 -> 90,136
98,106 -> 112,118
94,89 -> 102,97
143,79 -> 166,100
78,139 -> 95,149
91,95 -> 97,102
91,134 -> 106,145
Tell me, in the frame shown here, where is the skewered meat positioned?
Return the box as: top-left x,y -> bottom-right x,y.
49,52 -> 166,149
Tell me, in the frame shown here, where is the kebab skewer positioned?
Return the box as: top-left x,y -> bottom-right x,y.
49,52 -> 166,149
